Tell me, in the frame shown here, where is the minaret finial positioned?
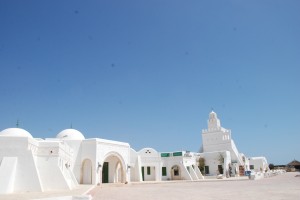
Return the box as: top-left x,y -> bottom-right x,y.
16,119 -> 20,128
211,107 -> 214,112
70,122 -> 73,129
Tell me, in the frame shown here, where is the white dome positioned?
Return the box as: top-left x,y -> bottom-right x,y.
56,129 -> 85,140
0,128 -> 33,138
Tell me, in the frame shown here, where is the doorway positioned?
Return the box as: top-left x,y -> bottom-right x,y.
171,165 -> 181,180
81,159 -> 92,184
101,154 -> 125,183
102,162 -> 109,183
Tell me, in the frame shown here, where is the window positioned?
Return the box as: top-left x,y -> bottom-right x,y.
173,152 -> 183,156
147,166 -> 151,175
161,153 -> 170,157
162,167 -> 167,176
250,165 -> 254,170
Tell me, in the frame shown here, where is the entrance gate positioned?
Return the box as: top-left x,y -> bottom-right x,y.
101,153 -> 126,183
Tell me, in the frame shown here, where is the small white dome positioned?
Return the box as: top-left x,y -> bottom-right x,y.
56,129 -> 85,140
0,128 -> 33,138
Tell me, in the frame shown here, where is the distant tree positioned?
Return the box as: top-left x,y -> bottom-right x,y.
269,163 -> 275,170
218,153 -> 224,164
198,157 -> 205,174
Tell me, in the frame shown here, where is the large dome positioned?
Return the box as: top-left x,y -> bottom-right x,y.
0,128 -> 33,138
56,129 -> 85,140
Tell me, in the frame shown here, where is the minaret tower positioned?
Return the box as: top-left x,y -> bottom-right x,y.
202,110 -> 232,153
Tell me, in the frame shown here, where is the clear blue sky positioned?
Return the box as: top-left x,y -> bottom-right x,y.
0,0 -> 299,165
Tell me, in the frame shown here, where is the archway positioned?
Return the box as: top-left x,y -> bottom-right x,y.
81,159 -> 93,184
171,165 -> 181,180
101,152 -> 126,184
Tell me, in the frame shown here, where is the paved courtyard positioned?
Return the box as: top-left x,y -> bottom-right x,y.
91,172 -> 300,200
0,185 -> 92,200
0,172 -> 299,200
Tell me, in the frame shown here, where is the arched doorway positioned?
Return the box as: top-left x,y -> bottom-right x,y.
101,153 -> 126,183
81,159 -> 92,184
171,165 -> 181,180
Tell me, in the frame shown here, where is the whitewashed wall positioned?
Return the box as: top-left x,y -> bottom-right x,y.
0,137 -> 42,193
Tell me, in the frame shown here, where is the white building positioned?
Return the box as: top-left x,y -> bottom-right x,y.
129,148 -> 203,182
197,111 -> 251,177
248,157 -> 269,173
0,111 -> 269,194
0,128 -> 131,194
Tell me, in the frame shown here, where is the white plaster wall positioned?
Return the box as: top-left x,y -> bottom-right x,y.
0,137 -> 43,192
36,140 -> 77,190
223,151 -> 232,177
203,138 -> 230,153
142,166 -> 156,181
202,116 -> 243,166
160,153 -> 200,181
15,151 -> 42,192
249,157 -> 269,172
202,130 -> 232,149
129,148 -> 138,166
243,156 -> 250,170
0,157 -> 17,194
97,139 -> 130,165
140,161 -> 161,181
161,156 -> 182,180
198,151 -> 230,176
36,156 -> 71,190
129,148 -> 142,182
80,140 -> 97,184
232,163 -> 240,176
59,140 -> 83,184
138,148 -> 162,182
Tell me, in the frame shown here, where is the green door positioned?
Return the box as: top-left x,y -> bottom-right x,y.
205,166 -> 209,175
102,162 -> 109,183
141,166 -> 145,181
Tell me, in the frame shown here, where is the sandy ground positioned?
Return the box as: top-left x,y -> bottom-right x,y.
0,172 -> 299,200
91,172 -> 300,200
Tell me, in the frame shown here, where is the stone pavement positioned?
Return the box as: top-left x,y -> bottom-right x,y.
0,172 -> 299,200
91,172 -> 300,200
0,185 -> 93,200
